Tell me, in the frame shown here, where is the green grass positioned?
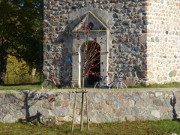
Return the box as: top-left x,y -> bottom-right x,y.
0,84 -> 74,90
0,120 -> 179,135
128,82 -> 180,88
0,84 -> 42,90
0,82 -> 180,90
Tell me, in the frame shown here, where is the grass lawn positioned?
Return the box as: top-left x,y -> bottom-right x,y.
0,84 -> 42,90
0,84 -> 73,90
0,82 -> 180,90
0,120 -> 179,135
128,82 -> 180,88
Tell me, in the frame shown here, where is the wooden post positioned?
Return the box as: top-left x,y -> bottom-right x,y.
85,90 -> 89,130
72,91 -> 77,132
80,91 -> 85,131
72,89 -> 90,132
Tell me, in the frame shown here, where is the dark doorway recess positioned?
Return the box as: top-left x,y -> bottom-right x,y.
81,41 -> 100,88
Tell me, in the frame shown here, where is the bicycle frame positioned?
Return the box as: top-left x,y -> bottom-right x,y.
97,74 -> 126,89
42,57 -> 72,89
50,74 -> 71,88
107,78 -> 119,88
50,75 -> 57,87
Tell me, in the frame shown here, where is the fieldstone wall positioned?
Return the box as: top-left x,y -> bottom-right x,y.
43,0 -> 180,87
146,0 -> 180,84
0,88 -> 180,124
43,0 -> 148,86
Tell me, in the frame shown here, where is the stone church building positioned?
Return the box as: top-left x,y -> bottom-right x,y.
43,0 -> 180,88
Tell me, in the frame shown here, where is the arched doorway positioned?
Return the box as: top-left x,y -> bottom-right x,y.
80,41 -> 100,87
71,11 -> 110,88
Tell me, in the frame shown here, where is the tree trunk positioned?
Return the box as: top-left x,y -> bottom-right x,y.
0,36 -> 7,85
31,68 -> 36,78
0,56 -> 7,85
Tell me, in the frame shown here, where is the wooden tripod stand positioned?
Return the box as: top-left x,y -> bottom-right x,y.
72,89 -> 89,132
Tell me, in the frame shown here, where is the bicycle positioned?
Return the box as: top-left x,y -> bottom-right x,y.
94,73 -> 127,89
41,73 -> 71,90
42,73 -> 60,90
42,58 -> 72,90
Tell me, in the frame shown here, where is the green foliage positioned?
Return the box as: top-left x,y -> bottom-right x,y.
5,55 -> 42,84
0,0 -> 43,68
0,120 -> 179,135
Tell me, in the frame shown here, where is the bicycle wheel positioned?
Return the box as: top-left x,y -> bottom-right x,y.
117,82 -> 127,89
94,82 -> 101,88
41,80 -> 54,90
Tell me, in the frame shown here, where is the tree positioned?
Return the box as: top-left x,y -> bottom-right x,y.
0,0 -> 43,85
76,20 -> 102,89
81,41 -> 101,88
